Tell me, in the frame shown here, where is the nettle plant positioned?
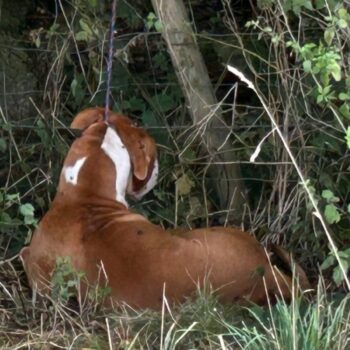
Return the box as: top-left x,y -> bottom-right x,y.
52,256 -> 111,305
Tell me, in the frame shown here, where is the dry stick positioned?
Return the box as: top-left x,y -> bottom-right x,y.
105,318 -> 113,350
227,64 -> 350,291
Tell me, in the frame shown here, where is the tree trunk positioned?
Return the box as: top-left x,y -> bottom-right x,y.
151,0 -> 246,223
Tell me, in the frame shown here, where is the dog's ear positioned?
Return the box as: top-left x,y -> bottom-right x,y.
126,136 -> 155,181
112,115 -> 158,191
71,107 -> 106,130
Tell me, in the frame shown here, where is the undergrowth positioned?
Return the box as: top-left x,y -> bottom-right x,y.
1,0 -> 350,348
0,259 -> 349,349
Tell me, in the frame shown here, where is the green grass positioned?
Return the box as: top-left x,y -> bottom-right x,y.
1,260 -> 349,349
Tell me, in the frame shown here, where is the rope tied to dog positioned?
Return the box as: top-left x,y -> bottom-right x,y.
104,0 -> 118,123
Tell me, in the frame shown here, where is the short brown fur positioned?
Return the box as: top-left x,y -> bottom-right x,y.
21,108 -> 309,309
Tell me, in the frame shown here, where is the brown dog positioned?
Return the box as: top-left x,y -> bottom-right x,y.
20,107 -> 309,308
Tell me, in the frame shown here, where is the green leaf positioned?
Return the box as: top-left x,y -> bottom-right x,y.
324,203 -> 341,224
153,94 -> 175,112
339,103 -> 350,118
337,19 -> 348,29
128,96 -> 145,112
142,110 -> 158,126
320,255 -> 335,270
67,280 -> 77,287
329,63 -> 341,81
0,212 -> 13,232
321,189 -> 333,201
20,203 -> 35,217
345,127 -> 350,149
303,0 -> 313,10
332,260 -> 349,287
339,93 -> 350,101
303,60 -> 312,73
6,193 -> 19,202
75,31 -> 88,42
322,189 -> 339,203
24,215 -> 36,225
79,19 -> 92,35
324,28 -> 335,46
333,266 -> 344,286
347,203 -> 350,213
147,12 -> 157,21
154,20 -> 163,33
338,8 -> 348,19
35,36 -> 41,48
0,212 -> 12,224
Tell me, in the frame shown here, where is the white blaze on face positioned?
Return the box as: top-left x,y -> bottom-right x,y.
64,157 -> 87,185
127,158 -> 159,199
101,126 -> 130,207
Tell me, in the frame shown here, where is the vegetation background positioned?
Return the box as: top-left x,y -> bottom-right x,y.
0,0 -> 350,348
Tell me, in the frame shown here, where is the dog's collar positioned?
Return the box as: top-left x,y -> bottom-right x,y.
105,121 -> 115,130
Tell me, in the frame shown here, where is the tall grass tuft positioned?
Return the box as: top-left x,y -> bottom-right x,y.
218,283 -> 350,350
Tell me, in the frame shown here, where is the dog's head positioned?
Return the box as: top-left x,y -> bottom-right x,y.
62,107 -> 158,205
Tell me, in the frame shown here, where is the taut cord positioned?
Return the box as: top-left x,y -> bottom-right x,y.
104,0 -> 118,123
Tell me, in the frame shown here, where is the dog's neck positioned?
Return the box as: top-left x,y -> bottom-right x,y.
57,124 -> 131,207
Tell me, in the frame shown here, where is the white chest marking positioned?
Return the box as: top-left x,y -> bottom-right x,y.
101,126 -> 130,207
64,157 -> 87,185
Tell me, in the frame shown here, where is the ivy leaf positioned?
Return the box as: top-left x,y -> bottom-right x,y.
324,203 -> 341,224
20,203 -> 36,225
20,203 -> 34,216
